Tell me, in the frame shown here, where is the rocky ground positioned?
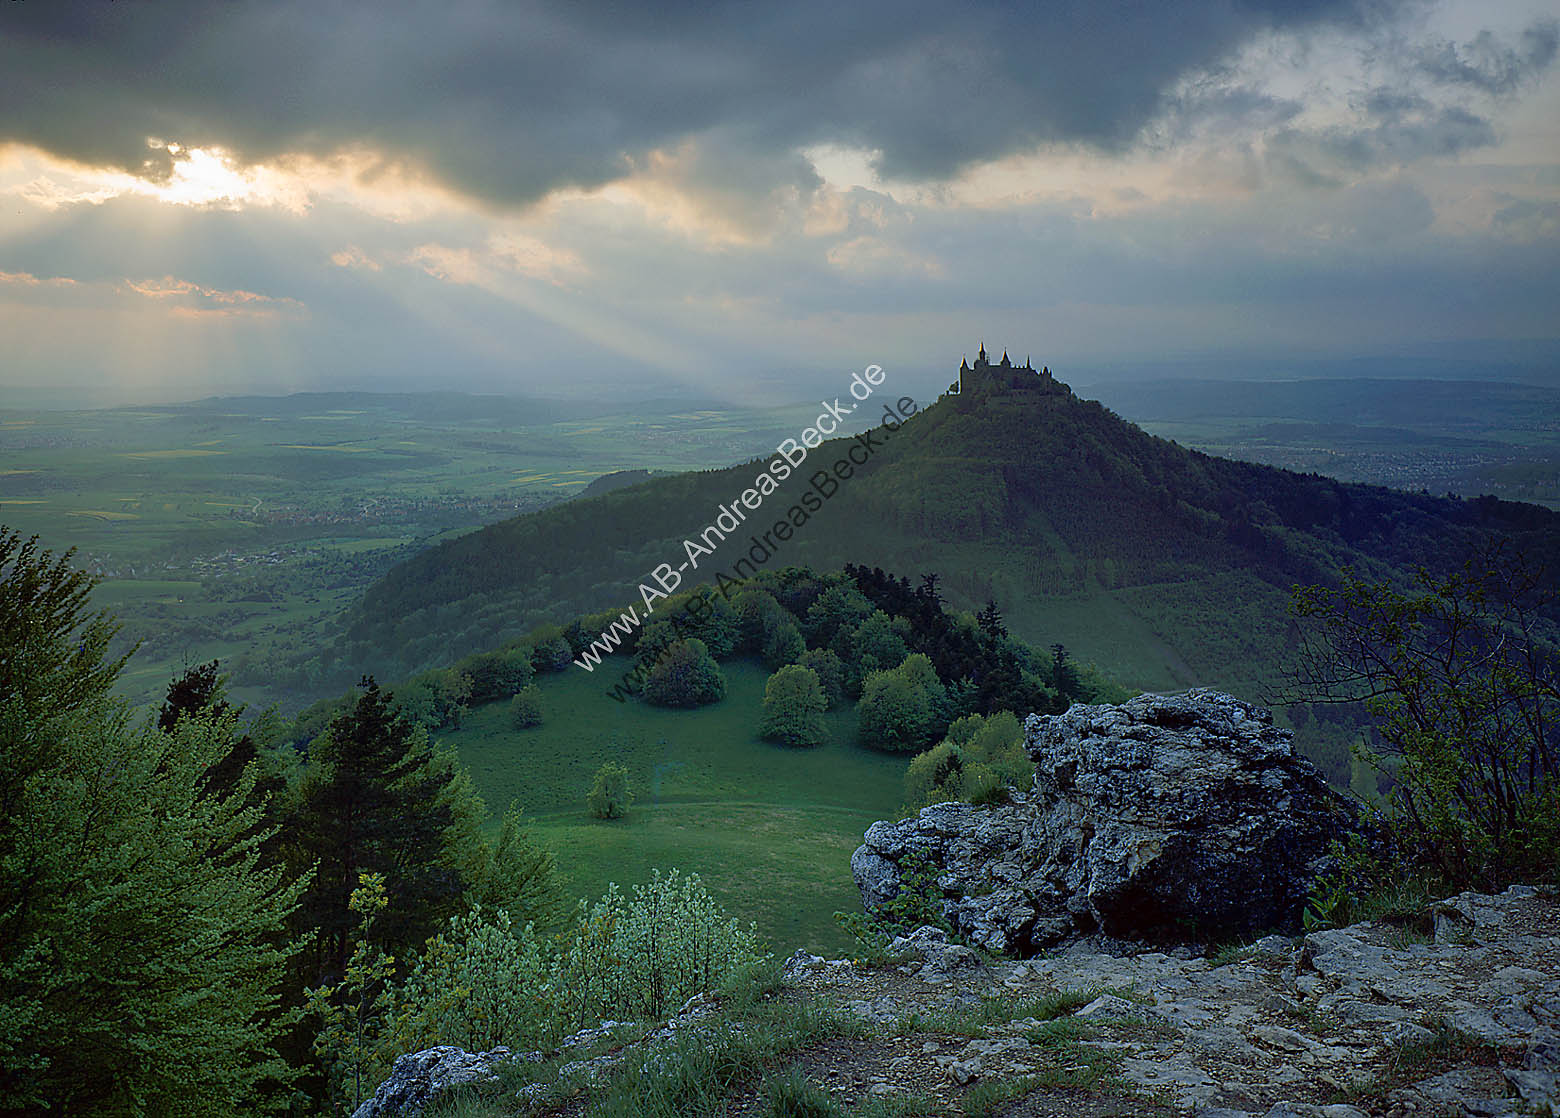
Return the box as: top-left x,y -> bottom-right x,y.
359,884 -> 1559,1118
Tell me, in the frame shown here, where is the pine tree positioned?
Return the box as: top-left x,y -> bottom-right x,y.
0,529 -> 307,1114
285,677 -> 463,986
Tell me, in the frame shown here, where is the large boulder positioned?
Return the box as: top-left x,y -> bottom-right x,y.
852,689 -> 1353,954
351,1046 -> 511,1118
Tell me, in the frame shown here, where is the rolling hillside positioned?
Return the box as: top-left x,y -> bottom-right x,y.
313,372 -> 1560,712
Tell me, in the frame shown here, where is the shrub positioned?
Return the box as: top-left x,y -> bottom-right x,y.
857,669 -> 932,752
588,762 -> 634,819
803,583 -> 874,648
387,907 -> 555,1055
856,654 -> 944,753
905,711 -> 1031,809
1290,542 -> 1560,892
466,806 -> 571,936
557,870 -> 765,1027
762,621 -> 806,669
509,684 -> 544,729
532,635 -> 573,673
846,610 -> 910,677
759,665 -> 828,748
643,638 -> 725,708
392,667 -> 473,731
457,645 -> 535,703
798,648 -> 847,709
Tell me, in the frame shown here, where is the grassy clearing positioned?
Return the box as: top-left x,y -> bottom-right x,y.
441,659 -> 907,954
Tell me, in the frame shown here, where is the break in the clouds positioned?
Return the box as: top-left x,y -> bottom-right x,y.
0,0 -> 1557,403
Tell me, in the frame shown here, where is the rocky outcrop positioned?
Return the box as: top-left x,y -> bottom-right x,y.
852,689 -> 1354,953
359,885 -> 1560,1117
351,1046 -> 513,1118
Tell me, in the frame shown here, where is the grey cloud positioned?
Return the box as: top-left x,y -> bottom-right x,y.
1,0 -> 1409,206
1414,22 -> 1559,95
1266,104 -> 1496,182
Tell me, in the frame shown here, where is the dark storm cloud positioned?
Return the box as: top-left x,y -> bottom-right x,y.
1,0 -> 1408,205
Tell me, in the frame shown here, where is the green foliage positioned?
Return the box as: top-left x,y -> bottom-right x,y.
387,907 -> 555,1056
532,635 -> 573,673
308,873 -> 399,1115
284,678 -> 465,988
509,683 -> 545,729
855,655 -> 943,753
762,620 -> 806,670
797,647 -> 847,709
1303,833 -> 1437,932
846,610 -> 911,678
0,529 -> 308,1115
588,761 -> 634,819
392,667 -> 473,731
455,645 -> 535,704
733,587 -> 797,659
465,806 -> 572,936
557,869 -> 766,1027
803,583 -> 875,649
903,711 -> 1032,809
759,665 -> 828,748
1290,542 -> 1560,891
643,638 -> 726,708
834,850 -> 950,961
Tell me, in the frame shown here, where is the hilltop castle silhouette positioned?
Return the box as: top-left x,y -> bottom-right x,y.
948,343 -> 1054,396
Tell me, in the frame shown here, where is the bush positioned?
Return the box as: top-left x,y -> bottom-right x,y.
761,621 -> 806,669
388,907 -> 555,1055
845,610 -> 910,677
588,762 -> 634,819
457,645 -> 535,704
856,654 -> 943,753
857,670 -> 932,752
532,635 -> 573,673
557,869 -> 765,1027
510,684 -> 544,729
643,638 -> 725,708
1290,542 -> 1560,892
759,665 -> 828,748
904,711 -> 1031,809
798,648 -> 847,709
466,806 -> 571,936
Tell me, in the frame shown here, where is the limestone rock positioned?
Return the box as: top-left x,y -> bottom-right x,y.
351,1046 -> 511,1118
853,689 -> 1353,953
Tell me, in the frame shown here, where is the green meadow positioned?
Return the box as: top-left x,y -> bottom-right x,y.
0,393 -> 826,709
437,657 -> 908,956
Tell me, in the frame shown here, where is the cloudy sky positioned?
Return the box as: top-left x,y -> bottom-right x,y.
2,0 -> 1557,406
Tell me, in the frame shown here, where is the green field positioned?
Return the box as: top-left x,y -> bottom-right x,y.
0,393 -> 825,710
437,658 -> 908,956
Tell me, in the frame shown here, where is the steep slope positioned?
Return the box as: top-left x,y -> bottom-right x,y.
315,376 -> 1560,715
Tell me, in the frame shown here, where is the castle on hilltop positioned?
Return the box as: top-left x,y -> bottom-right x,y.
948,343 -> 1056,396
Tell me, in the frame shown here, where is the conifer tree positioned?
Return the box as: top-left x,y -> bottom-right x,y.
0,529 -> 306,1114
285,677 -> 463,985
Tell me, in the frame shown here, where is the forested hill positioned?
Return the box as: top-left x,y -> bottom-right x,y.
294,374 -> 1559,713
